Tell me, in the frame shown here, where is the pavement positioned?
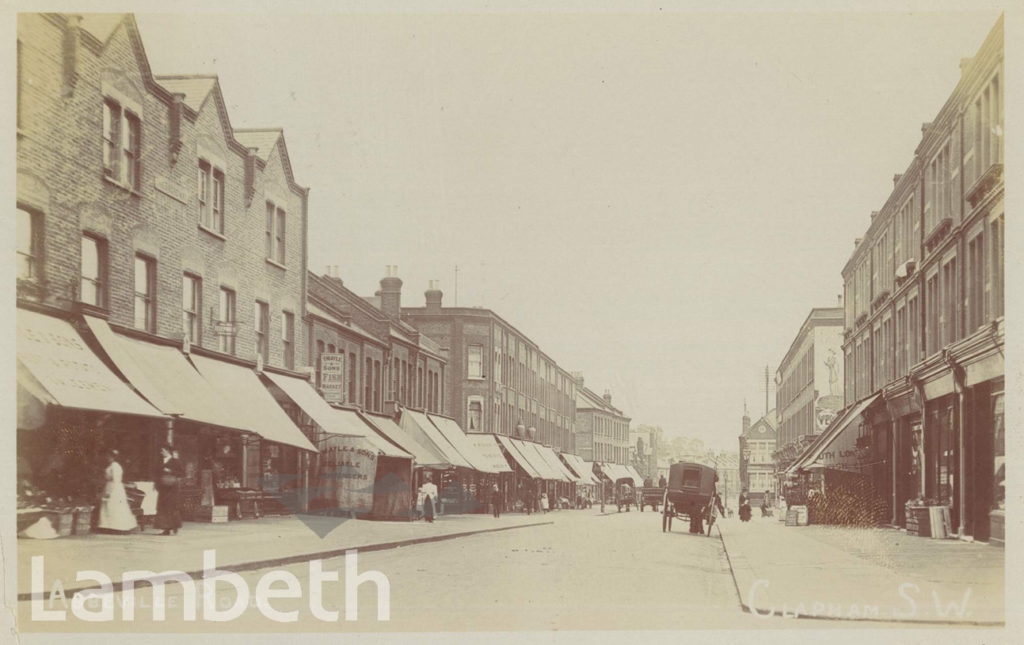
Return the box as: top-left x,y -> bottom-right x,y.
17,509 -> 553,600
717,513 -> 1004,625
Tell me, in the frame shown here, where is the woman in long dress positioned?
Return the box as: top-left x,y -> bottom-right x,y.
97,450 -> 137,533
155,445 -> 184,535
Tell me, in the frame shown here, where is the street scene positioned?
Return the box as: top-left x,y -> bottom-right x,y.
11,5 -> 1009,642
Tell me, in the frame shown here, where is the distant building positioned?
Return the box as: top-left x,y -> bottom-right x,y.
574,377 -> 630,464
629,425 -> 661,479
774,307 -> 844,489
739,407 -> 777,504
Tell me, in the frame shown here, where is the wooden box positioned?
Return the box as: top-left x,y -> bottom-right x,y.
906,507 -> 931,537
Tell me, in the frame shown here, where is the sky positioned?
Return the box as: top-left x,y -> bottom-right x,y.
131,6 -> 1003,451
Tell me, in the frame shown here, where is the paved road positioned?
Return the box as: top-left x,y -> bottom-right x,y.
17,509 -> 942,633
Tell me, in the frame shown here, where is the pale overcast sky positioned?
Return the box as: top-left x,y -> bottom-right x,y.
133,6 -> 1002,451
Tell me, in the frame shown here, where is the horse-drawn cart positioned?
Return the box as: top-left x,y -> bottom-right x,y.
639,487 -> 664,511
661,462 -> 719,536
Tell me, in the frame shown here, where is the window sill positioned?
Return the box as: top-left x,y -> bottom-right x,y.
102,174 -> 142,197
199,224 -> 227,241
265,258 -> 287,271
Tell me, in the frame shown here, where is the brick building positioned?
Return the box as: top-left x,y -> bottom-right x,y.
16,14 -> 316,514
574,378 -> 630,465
306,267 -> 447,416
791,17 -> 1004,542
739,407 -> 777,506
401,286 -> 577,453
773,307 -> 844,487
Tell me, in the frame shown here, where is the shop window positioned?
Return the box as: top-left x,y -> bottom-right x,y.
133,254 -> 156,332
992,393 -> 1004,511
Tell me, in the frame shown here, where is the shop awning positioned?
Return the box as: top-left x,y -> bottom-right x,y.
189,355 -> 316,452
361,412 -> 450,468
561,454 -> 600,485
401,409 -> 473,469
624,466 -> 645,487
533,444 -> 577,482
787,394 -> 882,474
428,414 -> 505,473
467,433 -> 516,473
84,317 -> 240,430
262,372 -> 408,459
17,309 -> 165,419
600,463 -> 632,483
496,435 -> 543,478
518,441 -> 570,482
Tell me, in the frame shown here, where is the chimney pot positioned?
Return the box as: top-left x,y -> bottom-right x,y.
425,280 -> 443,313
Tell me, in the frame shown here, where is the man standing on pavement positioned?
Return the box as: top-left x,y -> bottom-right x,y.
490,484 -> 502,518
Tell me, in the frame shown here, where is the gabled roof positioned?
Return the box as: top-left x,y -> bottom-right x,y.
154,75 -> 217,112
80,14 -> 127,43
234,128 -> 282,162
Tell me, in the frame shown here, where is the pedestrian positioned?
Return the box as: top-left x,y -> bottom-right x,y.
97,449 -> 137,533
658,474 -> 666,488
490,484 -> 502,518
738,488 -> 752,522
419,474 -> 438,523
540,492 -> 549,513
154,445 -> 183,536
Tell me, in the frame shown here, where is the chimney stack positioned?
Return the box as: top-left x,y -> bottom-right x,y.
62,15 -> 82,97
425,280 -> 443,313
893,173 -> 902,187
571,371 -> 584,388
603,389 -> 612,405
380,265 -> 402,319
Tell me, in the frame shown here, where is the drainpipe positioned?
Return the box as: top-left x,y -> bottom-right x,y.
944,350 -> 967,538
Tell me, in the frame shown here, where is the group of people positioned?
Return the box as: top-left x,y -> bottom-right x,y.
96,445 -> 184,536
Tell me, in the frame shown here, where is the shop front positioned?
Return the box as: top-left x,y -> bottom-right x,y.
400,409 -> 481,514
495,434 -> 544,512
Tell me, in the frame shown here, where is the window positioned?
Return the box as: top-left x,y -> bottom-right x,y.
17,207 -> 41,280
80,234 -> 105,306
282,311 -> 295,369
349,352 -> 357,404
198,160 -> 225,234
316,340 -> 325,388
942,258 -> 957,346
364,357 -> 372,408
468,344 -> 483,378
468,398 -> 483,431
182,273 -> 201,343
990,215 -> 1004,318
373,360 -> 381,411
218,287 -> 236,355
925,274 -> 939,356
254,301 -> 269,363
133,254 -> 156,332
908,296 -> 920,365
266,202 -> 286,265
967,233 -> 985,332
103,99 -> 140,189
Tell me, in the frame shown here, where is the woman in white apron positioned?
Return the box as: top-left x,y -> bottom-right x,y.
97,450 -> 137,533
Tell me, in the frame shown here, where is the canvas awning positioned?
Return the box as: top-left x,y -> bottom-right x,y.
787,394 -> 882,474
189,355 -> 316,452
428,414 -> 505,473
401,409 -> 473,469
518,441 -> 570,482
17,309 -> 164,420
561,454 -> 600,485
624,466 -> 645,487
496,435 -> 543,478
533,444 -> 578,482
600,463 -> 633,483
467,434 -> 515,473
262,372 -> 408,459
361,412 -> 450,468
84,316 -> 239,430
582,461 -> 603,485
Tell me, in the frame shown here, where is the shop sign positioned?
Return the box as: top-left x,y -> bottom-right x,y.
320,353 -> 345,403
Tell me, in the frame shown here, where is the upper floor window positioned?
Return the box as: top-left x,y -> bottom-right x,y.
990,215 -> 1004,319
198,160 -> 225,234
182,273 -> 202,344
80,234 -> 106,307
17,207 -> 42,281
468,344 -> 483,379
282,310 -> 295,370
133,254 -> 156,332
254,300 -> 270,364
103,99 -> 140,190
266,202 -> 286,265
468,398 -> 483,430
218,287 -> 236,355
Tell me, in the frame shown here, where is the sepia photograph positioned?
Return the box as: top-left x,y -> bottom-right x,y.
5,1 -> 1017,642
